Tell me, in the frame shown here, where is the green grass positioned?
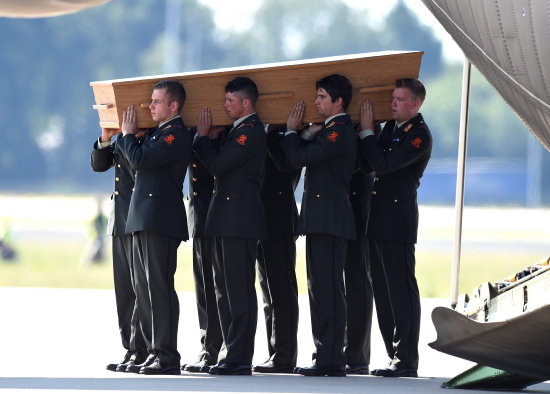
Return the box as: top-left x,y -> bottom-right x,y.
0,239 -> 543,299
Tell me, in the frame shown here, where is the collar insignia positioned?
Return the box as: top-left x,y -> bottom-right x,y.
403,124 -> 413,133
237,122 -> 254,129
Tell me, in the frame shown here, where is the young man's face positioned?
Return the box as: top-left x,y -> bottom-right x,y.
314,88 -> 342,118
391,87 -> 420,123
149,88 -> 175,124
224,91 -> 246,120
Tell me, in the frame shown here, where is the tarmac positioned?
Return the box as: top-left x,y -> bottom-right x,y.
0,287 -> 548,394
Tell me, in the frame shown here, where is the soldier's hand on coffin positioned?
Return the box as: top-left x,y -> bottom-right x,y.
101,127 -> 121,142
197,107 -> 212,137
359,100 -> 374,132
208,126 -> 225,140
122,105 -> 137,136
287,100 -> 306,132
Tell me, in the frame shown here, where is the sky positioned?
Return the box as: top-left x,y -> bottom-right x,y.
197,0 -> 464,62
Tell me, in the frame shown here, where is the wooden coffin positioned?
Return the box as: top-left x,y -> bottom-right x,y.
90,51 -> 423,129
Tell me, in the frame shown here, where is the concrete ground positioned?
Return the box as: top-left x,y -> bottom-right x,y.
0,287 -> 548,394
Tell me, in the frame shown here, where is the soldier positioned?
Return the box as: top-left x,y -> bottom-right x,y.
118,79 -> 192,375
358,78 -> 432,378
182,127 -> 223,373
253,125 -> 301,374
91,127 -> 149,373
344,155 -> 375,375
281,74 -> 357,377
193,76 -> 267,375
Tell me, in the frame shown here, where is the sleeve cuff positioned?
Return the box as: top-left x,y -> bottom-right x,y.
300,128 -> 315,141
284,130 -> 297,136
358,129 -> 374,140
98,137 -> 111,148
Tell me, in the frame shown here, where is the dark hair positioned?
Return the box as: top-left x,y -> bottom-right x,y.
315,74 -> 352,110
153,79 -> 186,112
225,76 -> 259,108
395,78 -> 426,104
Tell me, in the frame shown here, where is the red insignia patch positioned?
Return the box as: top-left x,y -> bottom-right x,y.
327,131 -> 339,142
411,137 -> 422,148
163,134 -> 175,145
236,134 -> 247,146
404,124 -> 413,132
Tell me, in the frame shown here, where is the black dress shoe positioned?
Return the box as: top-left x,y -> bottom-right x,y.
372,366 -> 417,378
184,360 -> 215,373
208,362 -> 252,375
140,359 -> 180,375
253,360 -> 294,373
126,354 -> 156,374
106,352 -> 133,371
296,364 -> 346,377
118,354 -> 148,373
346,364 -> 369,375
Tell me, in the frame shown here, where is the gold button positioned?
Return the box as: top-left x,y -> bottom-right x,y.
352,191 -> 357,196
192,163 -> 197,168
375,177 -> 379,181
132,188 -> 134,192
372,191 -> 377,195
278,191 -> 283,195
193,177 -> 197,182
213,176 -> 216,180
303,189 -> 307,193
212,190 -> 216,194
114,191 -> 119,196
394,199 -> 398,203
226,197 -> 230,200
193,192 -> 197,196
149,193 -> 153,197
316,194 -> 320,198
117,164 -> 121,168
115,177 -> 120,182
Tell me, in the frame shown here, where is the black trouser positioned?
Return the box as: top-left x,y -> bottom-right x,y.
344,235 -> 373,367
192,236 -> 223,364
306,233 -> 347,369
369,240 -> 420,370
212,236 -> 258,365
133,230 -> 181,366
112,234 -> 147,358
257,231 -> 299,367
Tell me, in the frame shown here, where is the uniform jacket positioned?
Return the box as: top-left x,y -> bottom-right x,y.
187,128 -> 215,238
193,113 -> 268,240
360,113 -> 432,243
90,133 -> 135,236
117,117 -> 192,241
263,129 -> 302,237
280,114 -> 357,240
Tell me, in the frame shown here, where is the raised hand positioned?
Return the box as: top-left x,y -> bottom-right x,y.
360,100 -> 375,132
287,100 -> 306,132
197,107 -> 212,137
122,105 -> 137,136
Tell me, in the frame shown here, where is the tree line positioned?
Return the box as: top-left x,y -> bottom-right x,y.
0,0 -> 547,204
